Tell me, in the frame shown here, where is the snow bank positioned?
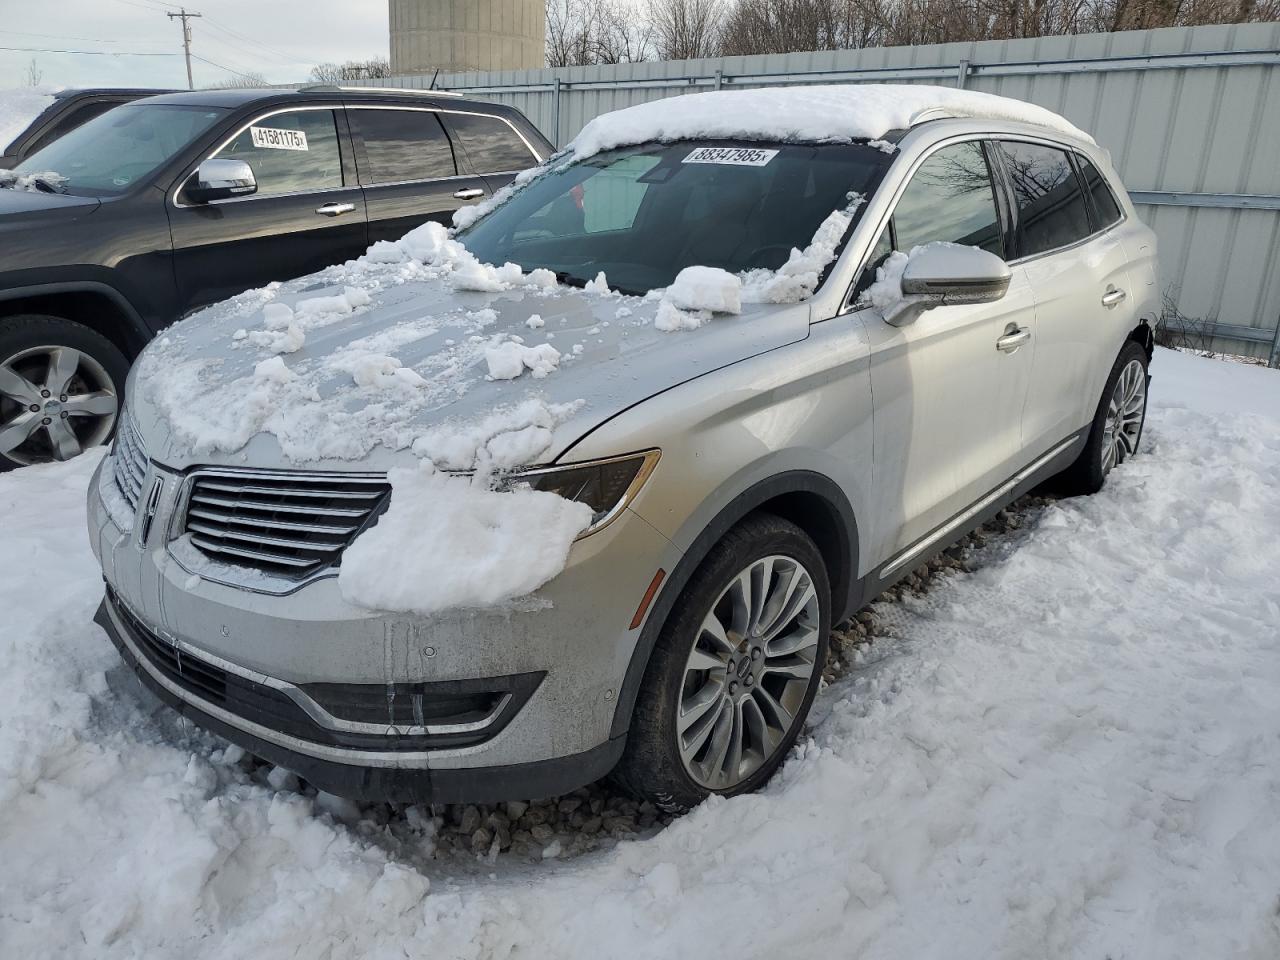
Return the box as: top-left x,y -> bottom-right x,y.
338,463 -> 592,615
0,86 -> 56,153
6,350 -> 1280,958
567,84 -> 1094,162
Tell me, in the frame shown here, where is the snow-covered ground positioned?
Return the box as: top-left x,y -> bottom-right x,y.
2,347 -> 1278,959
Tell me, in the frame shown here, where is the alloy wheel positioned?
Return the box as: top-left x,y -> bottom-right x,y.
0,345 -> 118,465
1101,357 -> 1147,475
676,554 -> 821,790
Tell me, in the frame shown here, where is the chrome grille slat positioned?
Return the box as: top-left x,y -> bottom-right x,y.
188,493 -> 370,518
194,480 -> 385,500
188,535 -> 319,568
186,508 -> 359,536
187,521 -> 350,552
111,413 -> 148,512
183,469 -> 390,578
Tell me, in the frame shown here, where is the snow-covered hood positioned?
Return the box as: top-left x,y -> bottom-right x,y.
130,256 -> 810,474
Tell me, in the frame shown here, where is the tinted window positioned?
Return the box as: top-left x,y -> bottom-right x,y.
997,141 -> 1092,257
13,103 -> 227,196
443,113 -> 537,174
893,141 -> 1002,254
1076,154 -> 1122,228
349,109 -> 455,184
214,109 -> 343,197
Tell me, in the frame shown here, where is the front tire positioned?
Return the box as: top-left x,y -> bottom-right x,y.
0,315 -> 127,471
1052,340 -> 1149,496
613,513 -> 831,811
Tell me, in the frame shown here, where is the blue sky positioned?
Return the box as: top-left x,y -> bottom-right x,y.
0,0 -> 389,90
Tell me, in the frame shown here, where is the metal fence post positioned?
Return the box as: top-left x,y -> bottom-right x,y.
714,69 -> 723,90
1268,312 -> 1280,368
956,59 -> 971,88
551,77 -> 562,148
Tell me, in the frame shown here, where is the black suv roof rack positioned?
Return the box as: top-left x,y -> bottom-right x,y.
296,84 -> 463,98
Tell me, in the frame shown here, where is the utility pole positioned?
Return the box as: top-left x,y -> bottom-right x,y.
167,7 -> 202,90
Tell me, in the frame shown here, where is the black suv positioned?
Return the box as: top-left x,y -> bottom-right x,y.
1,88 -> 175,168
0,85 -> 551,468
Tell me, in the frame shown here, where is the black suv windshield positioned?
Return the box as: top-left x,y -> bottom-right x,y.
11,103 -> 227,197
458,140 -> 893,295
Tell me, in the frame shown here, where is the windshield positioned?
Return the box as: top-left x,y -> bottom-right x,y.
458,139 -> 893,295
10,103 -> 227,197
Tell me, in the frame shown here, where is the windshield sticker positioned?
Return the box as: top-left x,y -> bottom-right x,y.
681,147 -> 778,167
249,126 -> 309,151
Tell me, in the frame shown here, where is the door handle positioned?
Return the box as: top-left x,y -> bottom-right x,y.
996,326 -> 1031,353
453,188 -> 484,200
1101,287 -> 1127,308
315,202 -> 355,217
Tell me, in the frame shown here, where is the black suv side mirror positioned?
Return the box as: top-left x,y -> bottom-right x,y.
185,158 -> 257,204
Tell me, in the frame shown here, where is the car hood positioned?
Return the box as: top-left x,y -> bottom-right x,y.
129,262 -> 810,473
0,187 -> 101,223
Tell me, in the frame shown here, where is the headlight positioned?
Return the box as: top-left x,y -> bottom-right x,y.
506,450 -> 660,536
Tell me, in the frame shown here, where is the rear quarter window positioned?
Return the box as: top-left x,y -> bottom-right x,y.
1076,154 -> 1123,228
996,140 -> 1093,258
442,112 -> 538,175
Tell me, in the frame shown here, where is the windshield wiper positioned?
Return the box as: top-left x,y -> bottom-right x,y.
0,171 -> 69,194
553,270 -> 645,297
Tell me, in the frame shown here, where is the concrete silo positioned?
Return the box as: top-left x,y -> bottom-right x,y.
389,0 -> 546,75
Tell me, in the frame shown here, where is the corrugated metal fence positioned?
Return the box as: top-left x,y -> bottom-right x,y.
369,23 -> 1280,361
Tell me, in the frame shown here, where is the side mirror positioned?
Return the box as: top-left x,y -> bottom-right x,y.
883,244 -> 1012,327
185,158 -> 257,204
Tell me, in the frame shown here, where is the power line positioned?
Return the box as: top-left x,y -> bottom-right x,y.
0,44 -> 178,57
199,17 -> 315,67
0,28 -> 169,44
189,52 -> 264,82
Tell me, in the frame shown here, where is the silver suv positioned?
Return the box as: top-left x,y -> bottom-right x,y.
87,87 -> 1157,810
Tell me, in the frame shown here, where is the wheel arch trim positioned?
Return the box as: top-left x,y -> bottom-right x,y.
609,469 -> 859,740
0,281 -> 151,355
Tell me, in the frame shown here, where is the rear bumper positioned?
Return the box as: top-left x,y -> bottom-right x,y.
95,593 -> 625,802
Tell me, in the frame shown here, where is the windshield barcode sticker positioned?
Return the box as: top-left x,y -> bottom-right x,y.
682,147 -> 778,167
249,126 -> 309,151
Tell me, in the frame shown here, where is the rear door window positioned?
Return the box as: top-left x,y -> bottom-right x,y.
1076,154 -> 1123,229
996,140 -> 1093,257
892,141 -> 1003,255
214,109 -> 344,197
442,112 -> 538,175
349,108 -> 456,184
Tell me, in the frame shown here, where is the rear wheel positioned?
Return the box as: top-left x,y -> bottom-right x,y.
613,513 -> 831,811
0,315 -> 127,470
1052,340 -> 1149,496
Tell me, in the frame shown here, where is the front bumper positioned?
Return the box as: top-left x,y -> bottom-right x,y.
87,449 -> 679,801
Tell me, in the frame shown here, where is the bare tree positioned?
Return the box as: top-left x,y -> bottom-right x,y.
25,58 -> 43,87
648,0 -> 723,60
205,71 -> 270,89
547,0 -> 652,66
310,58 -> 393,83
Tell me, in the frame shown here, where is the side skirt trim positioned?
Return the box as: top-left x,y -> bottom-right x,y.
878,433 -> 1084,581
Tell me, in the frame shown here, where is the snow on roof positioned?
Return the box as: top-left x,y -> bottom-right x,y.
567,83 -> 1094,160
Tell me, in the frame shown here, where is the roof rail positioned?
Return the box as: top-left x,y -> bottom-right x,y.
297,83 -> 463,98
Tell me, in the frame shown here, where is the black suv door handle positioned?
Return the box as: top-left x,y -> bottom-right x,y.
453,188 -> 484,200
315,202 -> 355,217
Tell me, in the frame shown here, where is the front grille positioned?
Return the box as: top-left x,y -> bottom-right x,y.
183,470 -> 390,577
111,413 -> 148,511
113,593 -> 228,703
103,588 -> 542,752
